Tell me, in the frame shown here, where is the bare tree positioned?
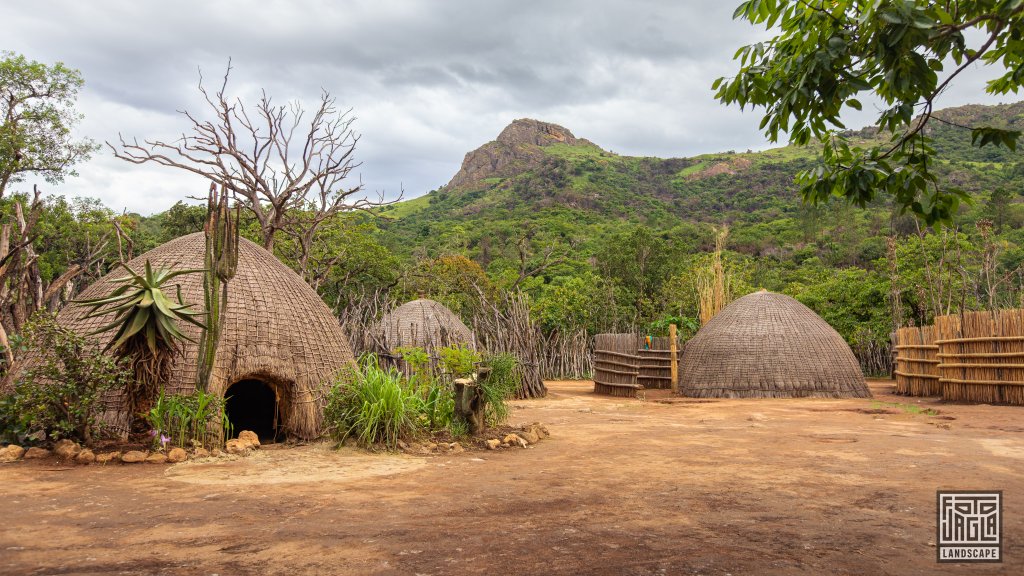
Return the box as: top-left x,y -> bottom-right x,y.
109,63 -> 382,252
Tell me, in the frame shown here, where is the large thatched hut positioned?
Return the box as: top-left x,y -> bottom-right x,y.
378,298 -> 475,353
54,233 -> 354,440
680,290 -> 870,398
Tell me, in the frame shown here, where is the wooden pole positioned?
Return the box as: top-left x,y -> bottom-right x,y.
669,323 -> 679,393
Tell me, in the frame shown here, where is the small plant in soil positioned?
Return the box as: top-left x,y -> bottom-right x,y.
871,400 -> 939,416
145,389 -> 229,450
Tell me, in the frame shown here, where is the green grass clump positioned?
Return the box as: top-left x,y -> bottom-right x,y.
146,389 -> 228,449
871,400 -> 939,416
481,353 -> 520,425
324,355 -> 421,450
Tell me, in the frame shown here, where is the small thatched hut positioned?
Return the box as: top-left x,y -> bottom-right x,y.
53,233 -> 354,440
680,290 -> 870,398
378,298 -> 475,353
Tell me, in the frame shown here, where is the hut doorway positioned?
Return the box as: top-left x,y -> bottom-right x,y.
225,379 -> 280,443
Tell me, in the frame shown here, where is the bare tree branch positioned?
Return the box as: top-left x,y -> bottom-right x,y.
107,63 -> 395,256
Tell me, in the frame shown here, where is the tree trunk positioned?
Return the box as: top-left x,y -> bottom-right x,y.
453,375 -> 487,435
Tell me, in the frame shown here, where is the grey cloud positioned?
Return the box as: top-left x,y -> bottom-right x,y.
2,0 -> 1013,214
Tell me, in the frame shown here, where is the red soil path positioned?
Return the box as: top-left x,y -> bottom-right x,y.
1,380 -> 1021,575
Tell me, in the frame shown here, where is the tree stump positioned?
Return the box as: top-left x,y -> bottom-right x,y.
453,367 -> 491,435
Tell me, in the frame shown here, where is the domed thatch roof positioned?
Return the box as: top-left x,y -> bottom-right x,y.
680,291 -> 870,398
378,298 -> 475,351
56,233 -> 354,439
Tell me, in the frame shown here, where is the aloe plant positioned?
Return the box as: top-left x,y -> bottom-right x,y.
76,261 -> 205,414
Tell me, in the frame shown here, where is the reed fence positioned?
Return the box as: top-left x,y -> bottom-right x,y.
935,309 -> 1024,405
592,333 -> 680,397
892,325 -> 941,396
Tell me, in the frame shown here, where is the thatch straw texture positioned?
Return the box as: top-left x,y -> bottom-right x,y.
379,298 -> 475,352
51,233 -> 354,439
893,325 -> 941,396
679,291 -> 870,398
935,309 -> 1024,405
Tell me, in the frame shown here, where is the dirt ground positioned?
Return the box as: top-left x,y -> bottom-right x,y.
1,380 -> 1022,575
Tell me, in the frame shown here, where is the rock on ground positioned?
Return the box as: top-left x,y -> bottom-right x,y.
237,430 -> 261,448
0,445 -> 25,462
167,448 -> 188,463
225,439 -> 253,455
121,450 -> 147,464
485,439 -> 501,450
75,449 -> 96,464
23,447 -> 50,460
95,451 -> 120,464
145,453 -> 168,464
516,430 -> 540,445
53,439 -> 82,460
503,434 -> 528,448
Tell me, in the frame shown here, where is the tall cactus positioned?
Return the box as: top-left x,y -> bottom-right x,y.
196,183 -> 239,391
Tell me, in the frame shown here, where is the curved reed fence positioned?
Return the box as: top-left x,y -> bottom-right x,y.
893,325 -> 940,396
935,309 -> 1024,405
592,333 -> 679,397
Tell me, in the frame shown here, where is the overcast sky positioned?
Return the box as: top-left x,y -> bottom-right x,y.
4,1 -> 1015,215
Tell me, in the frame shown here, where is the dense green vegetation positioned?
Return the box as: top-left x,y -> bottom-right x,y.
364,103 -> 1024,375
322,349 -> 518,450
715,0 -> 1024,224
6,93 -> 1024,380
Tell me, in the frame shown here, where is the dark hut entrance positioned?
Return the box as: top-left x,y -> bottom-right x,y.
225,379 -> 280,442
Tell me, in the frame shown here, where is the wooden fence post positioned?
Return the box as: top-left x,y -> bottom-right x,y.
669,323 -> 679,393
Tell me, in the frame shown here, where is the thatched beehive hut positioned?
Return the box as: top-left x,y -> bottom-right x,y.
54,233 -> 354,440
680,290 -> 870,398
378,298 -> 475,352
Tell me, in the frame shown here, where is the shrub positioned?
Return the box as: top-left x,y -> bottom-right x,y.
145,389 -> 229,449
438,344 -> 481,378
324,355 -> 422,450
481,353 -> 520,425
0,312 -> 130,445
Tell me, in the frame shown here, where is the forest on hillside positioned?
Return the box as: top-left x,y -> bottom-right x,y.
8,102 -> 1024,378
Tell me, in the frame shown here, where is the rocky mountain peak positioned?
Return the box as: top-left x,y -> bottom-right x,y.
495,119 -> 583,147
446,119 -> 599,190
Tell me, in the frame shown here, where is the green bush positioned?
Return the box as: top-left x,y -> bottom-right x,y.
481,353 -> 520,425
145,389 -> 229,450
0,312 -> 130,445
324,355 -> 422,450
438,344 -> 481,378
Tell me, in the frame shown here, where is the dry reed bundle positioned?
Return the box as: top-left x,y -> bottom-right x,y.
936,309 -> 1024,405
893,325 -> 940,396
697,227 -> 731,326
471,289 -> 547,398
541,328 -> 592,380
680,291 -> 870,398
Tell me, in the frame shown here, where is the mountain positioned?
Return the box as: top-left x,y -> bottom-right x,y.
372,102 -> 1024,277
446,119 -> 600,189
